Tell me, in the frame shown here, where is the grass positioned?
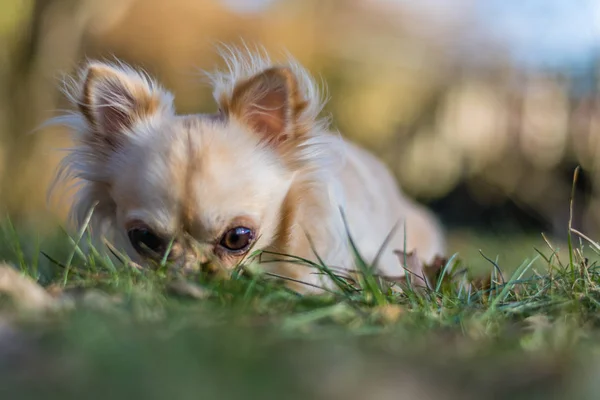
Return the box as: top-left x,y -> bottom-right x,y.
2,200 -> 600,397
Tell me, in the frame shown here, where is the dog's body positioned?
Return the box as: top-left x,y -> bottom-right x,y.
52,47 -> 445,293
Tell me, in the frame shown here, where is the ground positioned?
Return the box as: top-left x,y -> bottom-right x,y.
0,218 -> 599,400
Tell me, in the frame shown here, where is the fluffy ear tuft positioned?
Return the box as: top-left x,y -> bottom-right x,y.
76,61 -> 173,149
224,67 -> 308,146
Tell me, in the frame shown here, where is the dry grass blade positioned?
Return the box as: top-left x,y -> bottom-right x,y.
567,166 -> 580,272
63,202 -> 98,285
102,238 -> 144,271
570,228 -> 600,253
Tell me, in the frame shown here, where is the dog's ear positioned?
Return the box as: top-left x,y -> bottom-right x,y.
222,67 -> 308,147
76,61 -> 174,151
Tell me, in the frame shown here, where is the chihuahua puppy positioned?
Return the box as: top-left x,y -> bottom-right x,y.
52,46 -> 445,293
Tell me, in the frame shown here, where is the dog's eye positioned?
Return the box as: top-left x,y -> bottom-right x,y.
219,227 -> 254,252
128,227 -> 166,256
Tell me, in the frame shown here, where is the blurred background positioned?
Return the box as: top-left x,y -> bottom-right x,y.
0,0 -> 599,259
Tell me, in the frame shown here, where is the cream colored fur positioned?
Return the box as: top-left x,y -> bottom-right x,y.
50,45 -> 445,293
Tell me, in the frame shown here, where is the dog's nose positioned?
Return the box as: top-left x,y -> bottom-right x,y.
182,243 -> 216,272
196,252 -> 209,265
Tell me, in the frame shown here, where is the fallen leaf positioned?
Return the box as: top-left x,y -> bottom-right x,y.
390,250 -> 429,288
524,315 -> 552,332
167,280 -> 211,300
81,289 -> 123,311
0,264 -> 57,312
374,304 -> 405,324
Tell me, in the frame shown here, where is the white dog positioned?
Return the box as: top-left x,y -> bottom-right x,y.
51,46 -> 445,293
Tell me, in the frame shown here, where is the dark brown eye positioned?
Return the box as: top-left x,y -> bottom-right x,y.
128,227 -> 166,256
219,227 -> 254,252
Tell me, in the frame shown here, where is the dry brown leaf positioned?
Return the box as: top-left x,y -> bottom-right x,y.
390,250 -> 428,288
374,304 -> 405,324
390,251 -> 498,297
524,315 -> 552,332
422,255 -> 452,289
167,280 -> 211,300
390,251 -> 454,290
0,264 -> 57,312
45,283 -> 64,298
81,290 -> 123,311
469,275 -> 493,292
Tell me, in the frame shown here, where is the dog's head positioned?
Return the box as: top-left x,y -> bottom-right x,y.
54,48 -> 335,272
